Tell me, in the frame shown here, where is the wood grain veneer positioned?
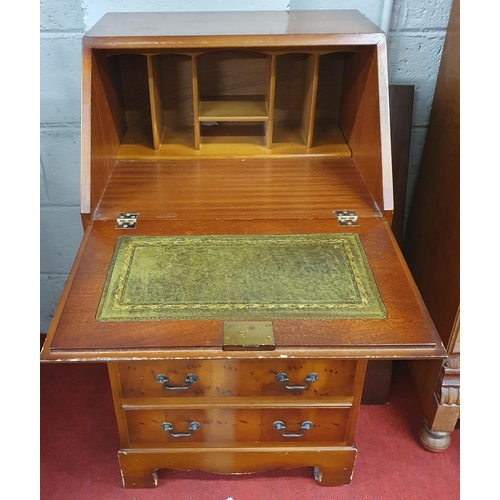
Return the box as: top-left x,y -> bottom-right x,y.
93,158 -> 380,222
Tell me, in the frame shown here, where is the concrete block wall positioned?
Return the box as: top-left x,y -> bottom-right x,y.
40,0 -> 86,333
40,0 -> 453,333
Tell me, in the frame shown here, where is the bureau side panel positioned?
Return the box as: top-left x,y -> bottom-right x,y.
107,362 -> 130,448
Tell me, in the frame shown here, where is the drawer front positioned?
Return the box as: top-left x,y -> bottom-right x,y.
119,359 -> 358,399
125,407 -> 350,445
119,360 -> 213,398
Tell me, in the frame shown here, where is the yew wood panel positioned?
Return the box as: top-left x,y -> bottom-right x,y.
41,218 -> 444,360
93,158 -> 380,221
118,359 -> 358,399
124,407 -> 351,445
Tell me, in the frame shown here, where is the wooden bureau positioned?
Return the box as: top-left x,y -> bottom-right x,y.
40,10 -> 446,488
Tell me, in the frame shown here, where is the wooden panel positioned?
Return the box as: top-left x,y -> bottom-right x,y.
191,56 -> 200,149
107,362 -> 132,448
361,360 -> 393,405
159,54 -> 194,130
87,49 -> 127,216
274,53 -> 308,125
337,40 -> 393,217
84,11 -> 383,42
124,407 -> 350,445
301,54 -> 319,148
315,52 -> 344,126
118,447 -> 357,487
147,55 -> 164,150
197,51 -> 269,98
118,54 -> 151,140
119,360 -> 213,398
94,158 -> 379,222
376,39 -> 393,216
126,408 -> 208,444
265,55 -> 277,148
80,42 -> 92,214
118,359 -> 358,399
215,359 -> 357,398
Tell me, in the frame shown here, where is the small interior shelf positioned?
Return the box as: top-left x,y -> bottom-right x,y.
199,97 -> 269,122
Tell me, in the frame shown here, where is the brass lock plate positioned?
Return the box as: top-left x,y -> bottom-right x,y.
223,322 -> 275,351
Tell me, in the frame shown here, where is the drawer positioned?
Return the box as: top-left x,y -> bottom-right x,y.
119,360 -> 212,398
118,359 -> 358,399
125,407 -> 350,445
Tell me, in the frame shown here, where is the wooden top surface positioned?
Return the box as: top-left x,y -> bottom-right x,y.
85,10 -> 382,38
41,218 -> 445,362
83,10 -> 384,48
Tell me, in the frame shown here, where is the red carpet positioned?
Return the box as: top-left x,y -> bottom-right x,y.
40,360 -> 459,499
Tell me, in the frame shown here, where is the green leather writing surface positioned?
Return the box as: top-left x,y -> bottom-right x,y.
96,234 -> 386,321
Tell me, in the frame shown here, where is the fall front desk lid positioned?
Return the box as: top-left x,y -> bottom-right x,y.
96,233 -> 387,322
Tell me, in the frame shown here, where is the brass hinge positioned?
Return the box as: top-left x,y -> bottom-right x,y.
334,210 -> 359,226
115,213 -> 138,229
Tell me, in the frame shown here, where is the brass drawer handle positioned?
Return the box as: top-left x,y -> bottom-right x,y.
273,420 -> 313,438
275,372 -> 318,390
156,373 -> 198,390
161,421 -> 201,438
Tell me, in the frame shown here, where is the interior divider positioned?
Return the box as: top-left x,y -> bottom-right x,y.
191,54 -> 201,150
265,55 -> 277,148
146,55 -> 164,151
301,54 -> 320,148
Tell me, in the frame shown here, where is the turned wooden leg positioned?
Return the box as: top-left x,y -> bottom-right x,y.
419,419 -> 452,452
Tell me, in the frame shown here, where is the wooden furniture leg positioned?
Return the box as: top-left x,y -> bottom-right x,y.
413,355 -> 460,452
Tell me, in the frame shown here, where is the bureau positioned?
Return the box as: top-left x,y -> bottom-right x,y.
40,10 -> 446,488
